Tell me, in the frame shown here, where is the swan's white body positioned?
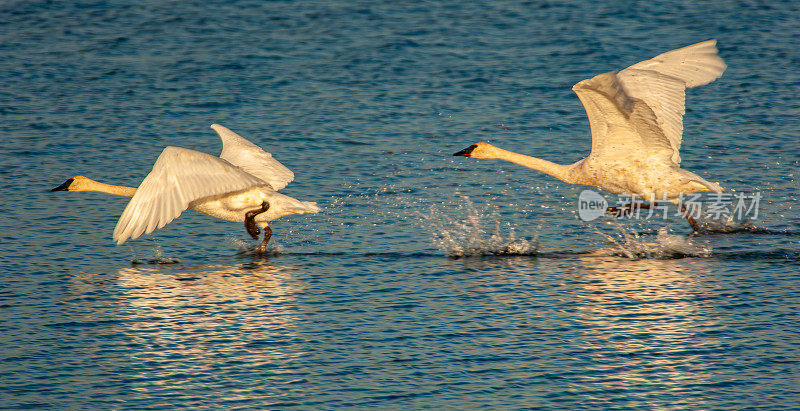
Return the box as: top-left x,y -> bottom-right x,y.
455,40 -> 727,219
54,124 -> 320,245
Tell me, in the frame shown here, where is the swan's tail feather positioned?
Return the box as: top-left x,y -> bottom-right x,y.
676,168 -> 724,194
699,179 -> 724,193
270,192 -> 321,215
289,201 -> 321,214
690,172 -> 724,193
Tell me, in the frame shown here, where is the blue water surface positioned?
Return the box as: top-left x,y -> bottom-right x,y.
2,0 -> 800,409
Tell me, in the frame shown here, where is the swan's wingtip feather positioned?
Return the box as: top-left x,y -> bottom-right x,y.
112,227 -> 129,245
210,124 -> 242,142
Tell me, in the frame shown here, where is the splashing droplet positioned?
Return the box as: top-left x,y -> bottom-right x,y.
595,224 -> 711,259
420,197 -> 538,258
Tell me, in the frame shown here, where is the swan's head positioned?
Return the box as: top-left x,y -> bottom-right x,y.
453,142 -> 496,159
51,175 -> 94,192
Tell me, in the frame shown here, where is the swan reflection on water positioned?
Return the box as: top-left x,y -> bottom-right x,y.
115,260 -> 302,308
568,256 -> 720,400
104,261 -> 307,395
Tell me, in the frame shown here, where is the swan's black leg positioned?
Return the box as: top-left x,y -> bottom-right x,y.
244,201 -> 270,240
679,204 -> 701,232
606,201 -> 652,218
606,203 -> 629,217
257,226 -> 273,253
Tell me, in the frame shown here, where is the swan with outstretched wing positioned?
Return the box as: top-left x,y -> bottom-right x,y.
52,124 -> 320,251
454,40 -> 726,230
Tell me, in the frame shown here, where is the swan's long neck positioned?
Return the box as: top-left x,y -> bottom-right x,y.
93,182 -> 137,198
488,146 -> 574,183
73,177 -> 137,198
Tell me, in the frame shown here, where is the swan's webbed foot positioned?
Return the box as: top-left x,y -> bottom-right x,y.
245,221 -> 260,239
679,204 -> 702,233
257,226 -> 273,253
245,201 -> 270,240
687,219 -> 701,233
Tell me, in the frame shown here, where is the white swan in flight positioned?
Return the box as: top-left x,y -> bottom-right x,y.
52,124 -> 320,251
454,40 -> 727,231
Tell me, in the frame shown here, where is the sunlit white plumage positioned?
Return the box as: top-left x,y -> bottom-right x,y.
215,123 -> 295,190
53,124 -> 320,248
454,40 -> 727,230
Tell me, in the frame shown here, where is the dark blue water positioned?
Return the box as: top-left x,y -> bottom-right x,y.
2,0 -> 800,408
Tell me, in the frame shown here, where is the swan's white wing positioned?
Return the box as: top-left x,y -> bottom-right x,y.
573,72 -> 675,163
113,146 -> 265,244
212,124 -> 295,191
623,39 -> 727,88
573,40 -> 726,165
616,39 -> 727,164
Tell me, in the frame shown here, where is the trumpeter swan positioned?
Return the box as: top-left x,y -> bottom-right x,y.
52,124 -> 320,251
454,40 -> 727,231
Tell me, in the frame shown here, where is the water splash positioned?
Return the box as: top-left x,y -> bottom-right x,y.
594,224 -> 711,259
696,215 -> 760,233
229,237 -> 284,256
421,197 -> 538,258
130,245 -> 181,265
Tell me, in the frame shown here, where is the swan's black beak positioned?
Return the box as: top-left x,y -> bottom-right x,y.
50,178 -> 73,191
453,144 -> 477,157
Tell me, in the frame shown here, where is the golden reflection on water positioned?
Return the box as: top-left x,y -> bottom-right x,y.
111,260 -> 307,384
574,256 -> 705,322
571,255 -> 719,397
116,260 -> 301,308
